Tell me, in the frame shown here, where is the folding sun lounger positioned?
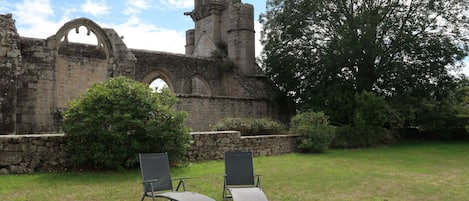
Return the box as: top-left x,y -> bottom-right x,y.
139,153 -> 215,201
223,151 -> 268,201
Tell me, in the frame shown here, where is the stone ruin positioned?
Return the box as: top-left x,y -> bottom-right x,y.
0,0 -> 293,135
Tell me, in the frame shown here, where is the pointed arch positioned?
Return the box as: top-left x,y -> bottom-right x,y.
54,18 -> 114,59
141,69 -> 175,92
184,74 -> 212,96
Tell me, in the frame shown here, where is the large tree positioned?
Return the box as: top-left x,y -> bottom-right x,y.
260,0 -> 469,126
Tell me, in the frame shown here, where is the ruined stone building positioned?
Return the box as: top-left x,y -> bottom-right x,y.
0,0 -> 291,134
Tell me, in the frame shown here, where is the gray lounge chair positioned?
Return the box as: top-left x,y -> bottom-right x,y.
139,153 -> 215,201
223,151 -> 268,201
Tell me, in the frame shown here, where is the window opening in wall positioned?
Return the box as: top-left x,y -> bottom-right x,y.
58,26 -> 105,58
67,26 -> 98,45
150,78 -> 169,93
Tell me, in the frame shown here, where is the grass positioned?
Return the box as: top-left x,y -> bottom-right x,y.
1,141 -> 469,201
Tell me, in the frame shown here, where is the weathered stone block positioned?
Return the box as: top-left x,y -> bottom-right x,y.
0,47 -> 7,57
7,49 -> 20,57
0,168 -> 9,174
36,146 -> 48,153
0,152 -> 23,165
4,144 -> 21,152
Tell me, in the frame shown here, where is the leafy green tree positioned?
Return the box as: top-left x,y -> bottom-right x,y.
62,76 -> 191,170
455,84 -> 469,137
260,0 -> 469,127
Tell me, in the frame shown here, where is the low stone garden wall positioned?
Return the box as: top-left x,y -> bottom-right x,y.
0,131 -> 299,174
0,134 -> 68,174
188,131 -> 299,161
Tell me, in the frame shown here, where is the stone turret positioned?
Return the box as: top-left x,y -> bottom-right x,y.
185,0 -> 256,75
0,14 -> 22,134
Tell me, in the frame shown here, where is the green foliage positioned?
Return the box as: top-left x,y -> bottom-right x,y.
260,0 -> 469,133
332,91 -> 390,148
212,117 -> 286,136
62,76 -> 191,170
291,111 -> 335,153
457,86 -> 469,135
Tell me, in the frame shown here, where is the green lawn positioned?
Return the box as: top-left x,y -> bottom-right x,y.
1,141 -> 469,201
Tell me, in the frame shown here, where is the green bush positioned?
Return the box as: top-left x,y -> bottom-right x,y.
212,117 -> 286,135
62,76 -> 191,170
332,91 -> 390,148
290,111 -> 335,153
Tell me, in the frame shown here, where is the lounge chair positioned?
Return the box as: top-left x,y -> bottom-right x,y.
223,151 -> 268,201
139,153 -> 215,201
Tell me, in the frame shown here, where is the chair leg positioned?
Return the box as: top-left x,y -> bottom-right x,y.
141,195 -> 145,201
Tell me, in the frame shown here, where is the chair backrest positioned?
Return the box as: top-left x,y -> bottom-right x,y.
139,153 -> 174,193
224,151 -> 255,186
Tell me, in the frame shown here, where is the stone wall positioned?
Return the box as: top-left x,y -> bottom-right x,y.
0,14 -> 22,134
0,134 -> 68,174
0,13 -> 292,134
188,131 -> 299,161
177,95 -> 276,131
0,132 -> 298,174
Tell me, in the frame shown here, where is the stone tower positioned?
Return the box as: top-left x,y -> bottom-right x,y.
185,0 -> 256,75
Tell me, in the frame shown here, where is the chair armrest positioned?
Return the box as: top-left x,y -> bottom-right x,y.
141,179 -> 159,195
173,177 -> 189,191
172,177 -> 189,181
141,179 -> 159,184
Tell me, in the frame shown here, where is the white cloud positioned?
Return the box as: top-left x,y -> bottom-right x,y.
124,0 -> 152,15
159,0 -> 192,9
110,16 -> 186,53
13,0 -> 63,38
254,21 -> 263,58
10,0 -> 185,53
14,0 -> 53,21
81,0 -> 110,16
129,0 -> 152,10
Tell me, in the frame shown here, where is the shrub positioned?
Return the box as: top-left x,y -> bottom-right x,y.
333,125 -> 390,148
212,117 -> 286,135
62,76 -> 191,170
332,91 -> 390,148
290,111 -> 335,153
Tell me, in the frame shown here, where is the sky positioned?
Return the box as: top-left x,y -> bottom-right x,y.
1,0 -> 468,75
0,0 -> 266,56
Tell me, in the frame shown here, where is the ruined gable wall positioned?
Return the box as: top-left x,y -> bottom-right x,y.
13,21 -> 137,134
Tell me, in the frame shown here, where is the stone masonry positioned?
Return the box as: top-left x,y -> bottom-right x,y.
0,14 -> 22,134
0,0 -> 293,134
0,132 -> 299,174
